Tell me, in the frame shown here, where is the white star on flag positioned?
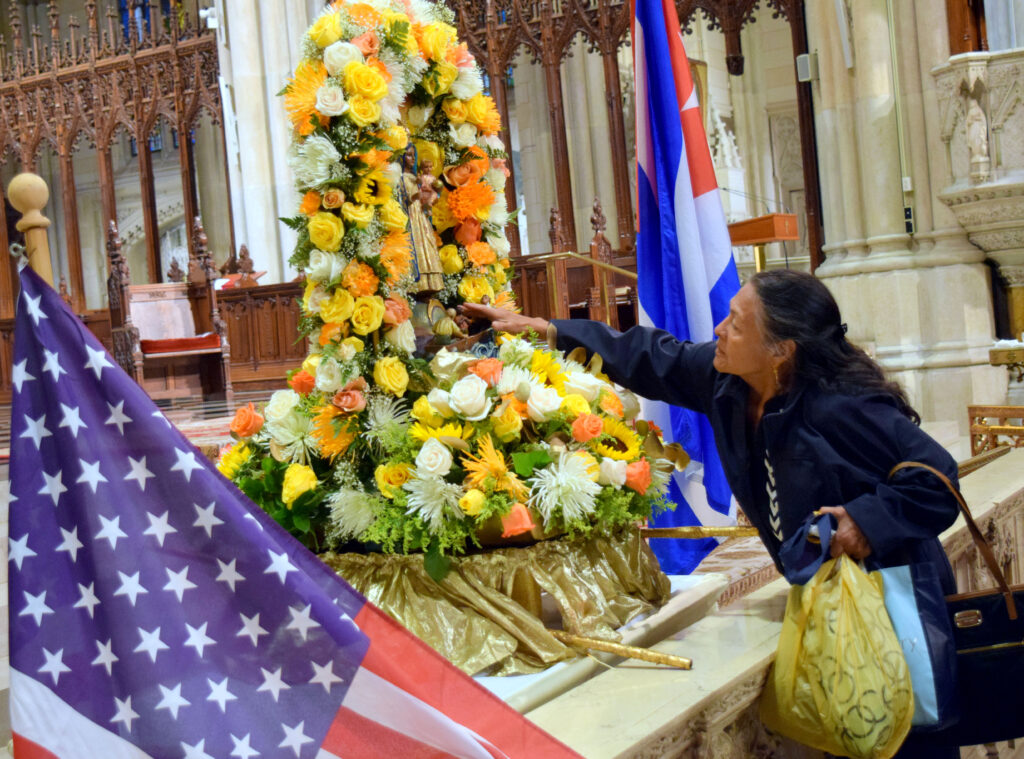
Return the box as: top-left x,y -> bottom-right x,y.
265,549 -> 297,583
11,358 -> 34,392
20,590 -> 54,625
310,660 -> 343,693
279,721 -> 314,757
59,404 -> 87,438
237,613 -> 269,647
123,456 -> 155,491
143,510 -> 177,546
113,571 -> 148,606
155,683 -> 191,720
206,677 -> 237,713
95,514 -> 128,549
41,349 -> 66,382
8,534 -> 37,570
181,739 -> 215,759
38,469 -> 67,506
56,527 -> 84,562
163,566 -> 197,602
22,292 -> 46,325
134,627 -> 169,663
286,604 -> 320,642
215,558 -> 245,591
38,648 -> 71,685
171,449 -> 204,482
83,344 -> 114,380
183,622 -> 216,658
104,400 -> 132,434
92,639 -> 118,675
0,479 -> 16,510
111,696 -> 140,732
229,733 -> 260,759
20,414 -> 52,450
74,583 -> 101,618
76,459 -> 107,494
193,502 -> 224,537
257,667 -> 290,702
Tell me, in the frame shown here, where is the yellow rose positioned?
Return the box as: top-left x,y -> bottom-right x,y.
465,93 -> 491,127
380,125 -> 409,151
347,95 -> 382,127
350,295 -> 386,335
458,275 -> 494,304
373,356 -> 410,397
412,395 -> 443,427
412,139 -> 442,177
423,61 -> 458,98
442,98 -> 468,124
439,244 -> 464,275
560,393 -> 592,418
431,194 -> 456,233
308,13 -> 343,47
342,336 -> 364,353
282,463 -> 319,507
492,403 -> 523,442
379,199 -> 409,231
308,212 -> 344,252
459,488 -> 487,516
301,353 -> 322,375
420,22 -> 456,62
319,288 -> 355,324
342,61 -> 389,102
375,462 -> 412,499
342,202 -> 375,229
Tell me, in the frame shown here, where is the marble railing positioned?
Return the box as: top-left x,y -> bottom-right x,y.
529,449 -> 1024,758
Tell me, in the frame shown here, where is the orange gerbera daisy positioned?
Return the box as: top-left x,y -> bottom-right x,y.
462,434 -> 529,501
380,230 -> 413,284
492,289 -> 519,312
466,241 -> 496,268
312,405 -> 357,460
285,61 -> 329,136
341,260 -> 380,297
446,180 -> 496,222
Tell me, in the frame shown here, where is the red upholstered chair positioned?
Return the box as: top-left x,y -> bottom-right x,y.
106,218 -> 233,405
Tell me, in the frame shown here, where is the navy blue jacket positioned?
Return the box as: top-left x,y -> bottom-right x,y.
553,319 -> 960,587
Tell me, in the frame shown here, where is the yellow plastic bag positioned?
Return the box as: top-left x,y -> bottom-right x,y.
760,557 -> 914,759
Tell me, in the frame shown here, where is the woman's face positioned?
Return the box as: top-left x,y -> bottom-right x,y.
712,283 -> 778,381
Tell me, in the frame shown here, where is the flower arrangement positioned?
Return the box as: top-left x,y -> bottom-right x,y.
219,0 -> 678,575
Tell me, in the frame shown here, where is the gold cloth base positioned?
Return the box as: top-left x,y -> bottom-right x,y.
320,526 -> 670,675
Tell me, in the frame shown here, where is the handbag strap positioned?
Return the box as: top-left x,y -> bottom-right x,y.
888,461 -> 1018,620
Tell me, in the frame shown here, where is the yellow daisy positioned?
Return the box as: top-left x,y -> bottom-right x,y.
410,421 -> 472,444
592,417 -> 641,461
462,434 -> 529,501
311,405 -> 357,460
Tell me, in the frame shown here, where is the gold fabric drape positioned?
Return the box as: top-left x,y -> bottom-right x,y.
320,527 -> 670,675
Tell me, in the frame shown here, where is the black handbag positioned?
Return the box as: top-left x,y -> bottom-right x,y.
890,462 -> 1024,746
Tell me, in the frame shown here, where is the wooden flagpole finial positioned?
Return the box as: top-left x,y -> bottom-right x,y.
8,173 -> 54,286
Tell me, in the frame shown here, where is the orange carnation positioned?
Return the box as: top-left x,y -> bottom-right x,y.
284,61 -> 329,136
455,218 -> 482,246
230,402 -> 264,438
289,370 -> 316,395
319,322 -> 345,346
625,459 -> 652,495
599,389 -> 624,418
501,392 -> 529,419
341,260 -> 380,297
446,180 -> 496,222
380,231 -> 413,284
466,241 -> 496,268
467,357 -> 503,387
571,413 -> 604,443
300,190 -> 321,216
383,295 -> 412,326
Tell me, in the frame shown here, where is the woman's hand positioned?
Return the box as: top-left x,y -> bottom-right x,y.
459,303 -> 550,336
818,505 -> 873,560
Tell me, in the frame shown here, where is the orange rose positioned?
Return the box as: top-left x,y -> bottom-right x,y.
455,218 -> 482,246
501,392 -> 529,419
341,260 -> 380,297
300,190 -> 321,216
289,370 -> 316,395
466,241 -> 496,268
444,161 -> 485,188
500,503 -> 535,537
319,322 -> 345,346
230,402 -> 264,438
571,413 -> 604,442
467,357 -> 503,387
352,31 -> 380,56
625,459 -> 652,495
332,388 -> 366,413
382,295 -> 412,326
491,157 -> 510,178
322,188 -> 345,209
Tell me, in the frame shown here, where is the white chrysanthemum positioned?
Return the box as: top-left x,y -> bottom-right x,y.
450,67 -> 483,100
363,394 -> 410,451
648,458 -> 673,498
498,337 -> 534,368
529,452 -> 602,526
289,133 -> 343,189
486,201 -> 509,229
408,54 -> 430,78
404,474 -> 464,533
485,232 -> 511,258
327,488 -> 379,542
266,412 -> 316,463
484,167 -> 507,193
495,365 -> 532,396
408,0 -> 439,24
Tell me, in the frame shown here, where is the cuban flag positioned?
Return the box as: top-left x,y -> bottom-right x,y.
7,265 -> 578,759
632,0 -> 741,573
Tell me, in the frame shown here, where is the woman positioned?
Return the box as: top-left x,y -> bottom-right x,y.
464,269 -> 959,758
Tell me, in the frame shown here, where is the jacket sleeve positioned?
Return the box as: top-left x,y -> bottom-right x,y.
550,319 -> 718,415
824,394 -> 961,560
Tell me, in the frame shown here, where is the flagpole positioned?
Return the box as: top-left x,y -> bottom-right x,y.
8,172 -> 54,286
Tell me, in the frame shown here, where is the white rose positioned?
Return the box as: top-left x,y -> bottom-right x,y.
484,167 -> 507,192
323,41 -> 364,76
429,348 -> 475,383
427,388 -> 454,417
415,437 -> 453,477
408,104 -> 434,130
563,372 -> 607,403
480,133 -> 503,151
308,250 -> 346,282
449,122 -> 478,149
384,320 -> 416,353
598,458 -> 628,488
498,337 -> 534,368
527,385 -> 562,422
315,357 -> 344,394
315,84 -> 349,117
306,285 -> 329,315
486,232 -> 511,258
265,389 -> 300,423
337,341 -> 357,362
448,374 -> 492,421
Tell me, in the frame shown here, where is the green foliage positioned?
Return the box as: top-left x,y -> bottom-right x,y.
511,450 -> 552,478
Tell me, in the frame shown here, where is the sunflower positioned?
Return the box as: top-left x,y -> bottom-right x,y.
312,405 -> 357,460
410,420 -> 472,444
216,442 -> 251,479
285,61 -> 330,136
462,434 -> 529,501
530,350 -> 566,392
353,169 -> 392,206
592,417 -> 642,461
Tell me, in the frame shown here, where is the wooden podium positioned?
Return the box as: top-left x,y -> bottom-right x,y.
727,213 -> 799,271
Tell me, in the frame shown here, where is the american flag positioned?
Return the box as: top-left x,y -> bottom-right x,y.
8,265 -> 578,759
632,0 -> 741,573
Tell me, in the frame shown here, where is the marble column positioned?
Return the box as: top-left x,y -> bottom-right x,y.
194,118 -> 232,268
513,50 -> 556,256
808,0 -> 1005,432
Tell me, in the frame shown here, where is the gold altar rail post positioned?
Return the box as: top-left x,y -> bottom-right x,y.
8,173 -> 53,286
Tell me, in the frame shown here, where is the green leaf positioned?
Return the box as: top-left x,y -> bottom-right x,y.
279,215 -> 308,231
424,542 -> 451,583
292,515 -> 311,534
511,450 -> 552,478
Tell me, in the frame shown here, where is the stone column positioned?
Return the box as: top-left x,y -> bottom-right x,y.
514,50 -> 556,256
194,118 -> 232,267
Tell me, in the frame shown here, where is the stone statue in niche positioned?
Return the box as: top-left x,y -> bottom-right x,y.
962,77 -> 991,183
401,145 -> 444,298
